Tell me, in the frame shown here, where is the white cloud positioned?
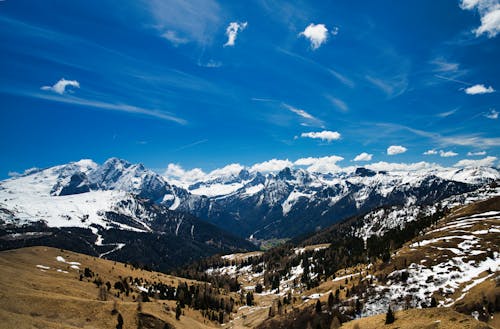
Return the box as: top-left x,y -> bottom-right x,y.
299,23 -> 328,50
485,109 -> 498,119
165,162 -> 246,186
365,161 -> 441,172
460,0 -> 481,10
295,155 -> 344,173
423,149 -> 438,155
460,0 -> 500,38
353,152 -> 373,162
164,163 -> 207,186
250,159 -> 293,172
454,156 -> 497,167
301,130 -> 341,142
476,8 -> 500,37
439,150 -> 458,157
465,84 -> 495,95
208,163 -> 245,177
161,30 -> 189,46
41,78 -> 79,94
224,21 -> 247,47
467,151 -> 486,156
387,145 -> 407,155
423,149 -> 457,157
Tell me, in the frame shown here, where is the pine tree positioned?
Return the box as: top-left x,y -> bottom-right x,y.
355,298 -> 362,315
246,292 -> 254,306
175,303 -> 182,320
268,305 -> 275,318
315,300 -> 322,314
328,292 -> 334,309
116,313 -> 123,329
385,306 -> 395,324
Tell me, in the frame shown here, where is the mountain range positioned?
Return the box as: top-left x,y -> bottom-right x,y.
1,157 -> 499,269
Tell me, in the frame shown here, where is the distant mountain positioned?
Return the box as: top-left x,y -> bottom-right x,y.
0,159 -> 255,271
1,157 -> 499,245
176,165 -> 499,239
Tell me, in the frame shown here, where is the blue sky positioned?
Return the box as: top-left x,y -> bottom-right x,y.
1,0 -> 499,178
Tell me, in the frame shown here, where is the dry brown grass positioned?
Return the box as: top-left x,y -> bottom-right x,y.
0,246 -> 219,329
340,308 -> 493,329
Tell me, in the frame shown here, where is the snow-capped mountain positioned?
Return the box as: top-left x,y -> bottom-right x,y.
1,158 -> 499,242
0,159 -> 255,271
176,166 -> 500,239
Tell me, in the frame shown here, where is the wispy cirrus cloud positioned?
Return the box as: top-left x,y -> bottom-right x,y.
282,103 -> 324,127
436,108 -> 458,118
197,59 -> 222,68
377,122 -> 500,148
328,69 -> 355,88
365,74 -> 408,98
161,30 -> 189,46
433,75 -> 472,86
147,0 -> 222,46
174,139 -> 209,151
325,95 -> 349,112
430,58 -> 460,73
15,90 -> 187,125
283,103 -> 315,120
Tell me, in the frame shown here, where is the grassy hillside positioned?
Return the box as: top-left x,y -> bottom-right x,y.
0,246 -> 226,329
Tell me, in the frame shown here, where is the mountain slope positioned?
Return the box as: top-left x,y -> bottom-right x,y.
177,196 -> 500,329
176,166 -> 499,239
